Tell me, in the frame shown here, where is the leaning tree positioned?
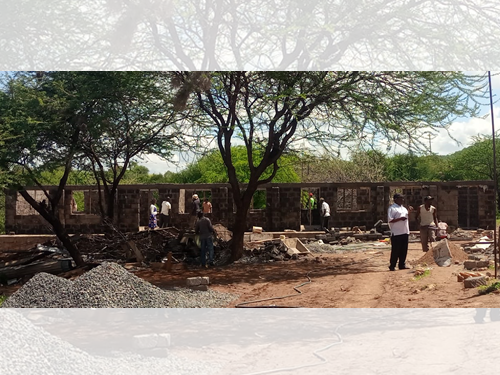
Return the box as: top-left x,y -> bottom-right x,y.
176,71 -> 489,261
0,72 -> 90,266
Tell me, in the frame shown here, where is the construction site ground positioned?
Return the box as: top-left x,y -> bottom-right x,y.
131,241 -> 499,308
1,235 -> 498,308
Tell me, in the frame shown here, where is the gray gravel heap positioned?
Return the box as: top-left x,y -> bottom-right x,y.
3,262 -> 238,308
0,309 -> 222,375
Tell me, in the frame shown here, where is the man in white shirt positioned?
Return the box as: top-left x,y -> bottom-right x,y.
160,197 -> 172,228
319,197 -> 331,233
387,193 -> 414,271
415,195 -> 438,252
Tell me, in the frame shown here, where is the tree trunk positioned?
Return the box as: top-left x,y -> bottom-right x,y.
230,215 -> 247,261
18,191 -> 85,267
50,217 -> 85,267
106,188 -> 116,220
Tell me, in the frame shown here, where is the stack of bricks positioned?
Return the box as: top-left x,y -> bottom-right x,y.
186,276 -> 210,291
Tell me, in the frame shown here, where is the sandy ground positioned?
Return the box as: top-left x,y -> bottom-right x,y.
133,241 -> 500,308
7,308 -> 500,375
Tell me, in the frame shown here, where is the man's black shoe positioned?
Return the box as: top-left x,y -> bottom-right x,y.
399,266 -> 411,270
389,267 -> 396,271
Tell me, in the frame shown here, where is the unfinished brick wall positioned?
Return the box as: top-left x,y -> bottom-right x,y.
3,181 -> 496,234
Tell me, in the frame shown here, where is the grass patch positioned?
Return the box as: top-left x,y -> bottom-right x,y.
413,269 -> 431,280
479,280 -> 500,295
0,295 -> 7,307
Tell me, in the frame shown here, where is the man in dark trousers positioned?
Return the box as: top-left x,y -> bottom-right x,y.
387,193 -> 414,271
195,211 -> 215,268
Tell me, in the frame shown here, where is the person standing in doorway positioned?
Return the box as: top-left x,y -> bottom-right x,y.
319,197 -> 331,233
415,195 -> 438,252
149,198 -> 158,230
160,196 -> 172,228
191,194 -> 201,228
203,198 -> 212,214
388,193 -> 414,271
195,211 -> 215,267
308,193 -> 316,209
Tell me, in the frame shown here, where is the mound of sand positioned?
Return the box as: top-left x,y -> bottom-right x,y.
415,239 -> 469,266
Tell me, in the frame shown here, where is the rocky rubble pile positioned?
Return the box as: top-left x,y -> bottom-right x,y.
0,309 -> 222,375
2,262 -> 238,308
239,239 -> 312,263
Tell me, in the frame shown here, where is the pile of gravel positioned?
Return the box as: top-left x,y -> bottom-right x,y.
0,309 -> 222,375
3,262 -> 238,308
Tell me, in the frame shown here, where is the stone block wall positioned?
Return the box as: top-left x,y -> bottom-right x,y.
266,187 -> 281,231
3,181 -> 496,234
476,185 -> 495,230
437,186 -> 459,229
116,188 -> 141,233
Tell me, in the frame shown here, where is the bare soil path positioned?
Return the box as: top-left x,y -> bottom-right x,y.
134,241 -> 500,308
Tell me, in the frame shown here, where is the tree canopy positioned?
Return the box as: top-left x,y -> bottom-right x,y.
177,70 -> 488,259
4,1 -> 500,70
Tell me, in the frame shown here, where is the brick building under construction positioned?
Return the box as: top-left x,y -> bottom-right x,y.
3,181 -> 496,235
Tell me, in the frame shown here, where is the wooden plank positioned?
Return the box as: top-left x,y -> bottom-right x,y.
0,259 -> 71,280
127,241 -> 144,263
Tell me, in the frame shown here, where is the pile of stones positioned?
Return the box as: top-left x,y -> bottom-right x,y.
0,309 -> 223,375
2,262 -> 238,308
239,240 -> 302,263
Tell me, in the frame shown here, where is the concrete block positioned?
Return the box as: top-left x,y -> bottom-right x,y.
464,260 -> 490,270
476,261 -> 490,268
186,277 -> 202,286
464,276 -> 487,288
133,333 -> 171,349
199,276 -> 210,285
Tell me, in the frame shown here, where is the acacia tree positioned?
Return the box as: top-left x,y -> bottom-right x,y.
178,71 -> 488,260
94,0 -> 500,70
0,73 -> 88,266
65,71 -> 183,221
5,1 -> 500,70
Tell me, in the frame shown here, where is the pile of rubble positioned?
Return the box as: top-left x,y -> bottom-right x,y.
2,262 -> 238,308
239,238 -> 310,264
0,309 -> 223,375
0,225 -> 233,285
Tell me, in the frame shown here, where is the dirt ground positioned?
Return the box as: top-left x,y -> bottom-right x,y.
11,308 -> 500,375
1,239 -> 499,308
132,240 -> 500,308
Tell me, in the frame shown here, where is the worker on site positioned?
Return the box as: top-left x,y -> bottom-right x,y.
195,211 -> 215,268
319,197 -> 331,233
387,193 -> 414,271
415,195 -> 438,252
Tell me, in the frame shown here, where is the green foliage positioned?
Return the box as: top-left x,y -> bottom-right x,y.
446,134 -> 499,181
166,147 -> 300,184
296,150 -> 388,183
414,269 -> 431,280
0,191 -> 5,234
478,280 -> 500,295
0,295 -> 6,306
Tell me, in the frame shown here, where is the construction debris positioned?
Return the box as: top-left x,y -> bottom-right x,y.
2,262 -> 237,308
416,239 -> 469,267
464,276 -> 488,288
239,238 -> 311,263
0,225 -> 235,285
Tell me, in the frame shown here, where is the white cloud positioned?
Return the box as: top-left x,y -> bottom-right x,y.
432,105 -> 500,155
138,153 -> 183,174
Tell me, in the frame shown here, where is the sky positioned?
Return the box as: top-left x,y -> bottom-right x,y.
140,73 -> 500,175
